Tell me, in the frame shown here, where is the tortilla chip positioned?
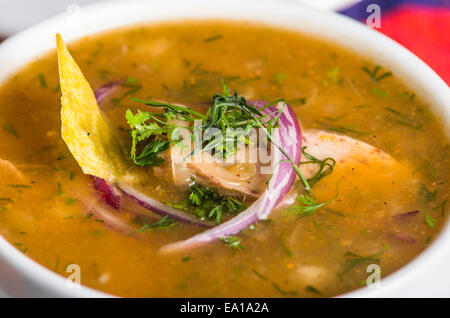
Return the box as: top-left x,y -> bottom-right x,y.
56,33 -> 127,182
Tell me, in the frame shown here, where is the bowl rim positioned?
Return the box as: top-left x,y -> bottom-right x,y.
0,0 -> 449,298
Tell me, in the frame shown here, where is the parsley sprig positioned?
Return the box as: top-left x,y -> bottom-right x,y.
125,109 -> 173,166
423,210 -> 436,228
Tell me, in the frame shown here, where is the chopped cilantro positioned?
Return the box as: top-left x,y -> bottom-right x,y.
219,235 -> 243,250
3,122 -> 18,137
423,210 -> 436,228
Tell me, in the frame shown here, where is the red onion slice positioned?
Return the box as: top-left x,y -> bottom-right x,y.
160,100 -> 302,253
77,184 -> 136,235
118,183 -> 214,227
92,176 -> 121,209
88,201 -> 136,235
389,232 -> 416,244
92,174 -> 213,226
94,80 -> 121,104
394,210 -> 420,222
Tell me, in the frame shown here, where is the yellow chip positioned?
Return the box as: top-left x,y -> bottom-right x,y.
56,34 -> 127,182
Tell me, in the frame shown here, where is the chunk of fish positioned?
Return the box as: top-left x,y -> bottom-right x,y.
154,127 -> 398,202
276,129 -> 399,210
187,150 -> 267,198
300,129 -> 395,176
154,119 -> 270,197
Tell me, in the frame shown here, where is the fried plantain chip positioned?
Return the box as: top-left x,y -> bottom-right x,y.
56,34 -> 127,182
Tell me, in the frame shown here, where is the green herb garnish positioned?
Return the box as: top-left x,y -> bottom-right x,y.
419,184 -> 437,203
327,66 -> 340,83
300,146 -> 335,186
171,181 -> 245,224
7,184 -> 31,189
203,34 -> 223,43
279,239 -> 294,257
38,73 -> 47,88
219,235 -> 243,250
361,65 -> 392,82
305,285 -> 322,295
272,282 -> 298,296
130,215 -> 177,235
56,182 -> 63,196
252,269 -> 269,281
434,200 -> 447,217
423,210 -> 436,228
372,87 -> 389,98
315,121 -> 369,137
111,80 -> 142,106
292,194 -> 328,217
289,97 -> 307,106
385,107 -> 423,130
271,72 -> 287,85
64,198 -> 78,206
340,251 -> 383,277
252,269 -> 297,296
125,109 -> 172,166
3,122 -> 18,137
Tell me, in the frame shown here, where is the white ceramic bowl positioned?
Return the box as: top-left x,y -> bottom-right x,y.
0,0 -> 449,298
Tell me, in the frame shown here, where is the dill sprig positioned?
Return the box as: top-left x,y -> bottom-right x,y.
191,81 -> 284,160
291,194 -> 327,217
130,215 -> 177,235
385,107 -> 423,130
340,251 -> 383,278
315,120 -> 369,137
361,65 -> 392,82
300,146 -> 336,186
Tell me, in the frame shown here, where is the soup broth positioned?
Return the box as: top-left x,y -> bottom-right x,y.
0,20 -> 448,297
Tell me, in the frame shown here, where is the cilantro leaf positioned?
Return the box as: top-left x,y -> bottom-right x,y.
219,235 -> 243,250
423,210 -> 436,228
